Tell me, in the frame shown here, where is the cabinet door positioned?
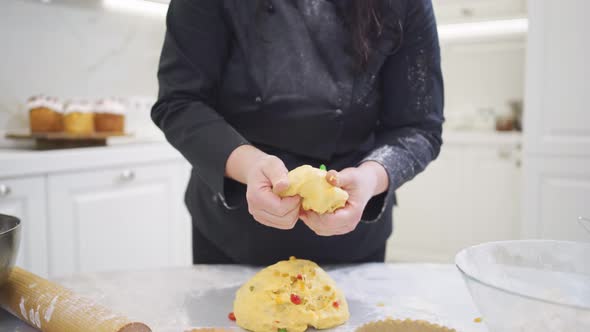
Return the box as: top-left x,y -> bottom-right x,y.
522,157 -> 590,242
524,0 -> 590,157
170,160 -> 192,266
387,143 -> 521,263
47,162 -> 186,277
0,176 -> 48,276
522,0 -> 590,240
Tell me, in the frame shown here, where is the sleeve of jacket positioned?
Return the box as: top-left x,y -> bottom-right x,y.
361,0 -> 444,222
151,0 -> 249,208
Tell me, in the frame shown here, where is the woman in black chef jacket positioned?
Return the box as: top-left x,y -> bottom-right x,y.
152,0 -> 444,265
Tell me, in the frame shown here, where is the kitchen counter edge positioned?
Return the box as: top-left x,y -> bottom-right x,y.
0,141 -> 186,178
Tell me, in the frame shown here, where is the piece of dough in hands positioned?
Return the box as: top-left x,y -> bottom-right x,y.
233,257 -> 350,332
279,165 -> 349,214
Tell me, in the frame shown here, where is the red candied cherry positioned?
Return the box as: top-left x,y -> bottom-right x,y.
290,294 -> 302,305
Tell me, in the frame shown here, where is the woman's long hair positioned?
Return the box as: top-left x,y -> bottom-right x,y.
347,0 -> 387,67
258,0 -> 396,68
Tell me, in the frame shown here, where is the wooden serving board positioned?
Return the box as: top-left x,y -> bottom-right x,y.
6,132 -> 132,150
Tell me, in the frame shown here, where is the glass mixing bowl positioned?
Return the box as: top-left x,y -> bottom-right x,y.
456,240 -> 590,332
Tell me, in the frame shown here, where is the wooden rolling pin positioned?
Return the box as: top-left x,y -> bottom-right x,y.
0,267 -> 151,332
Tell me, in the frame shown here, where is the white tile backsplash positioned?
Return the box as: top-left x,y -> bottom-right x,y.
0,0 -> 167,146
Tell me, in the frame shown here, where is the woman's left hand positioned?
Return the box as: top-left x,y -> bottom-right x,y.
299,162 -> 388,236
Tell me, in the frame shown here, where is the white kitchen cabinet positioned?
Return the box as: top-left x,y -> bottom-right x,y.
0,176 -> 48,276
171,161 -> 192,266
47,162 -> 191,277
387,134 -> 522,263
524,0 -> 590,158
522,0 -> 590,240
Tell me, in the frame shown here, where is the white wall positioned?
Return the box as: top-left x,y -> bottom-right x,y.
0,0 -> 166,145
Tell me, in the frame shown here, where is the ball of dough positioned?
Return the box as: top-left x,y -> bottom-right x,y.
233,257 -> 350,332
279,165 -> 349,214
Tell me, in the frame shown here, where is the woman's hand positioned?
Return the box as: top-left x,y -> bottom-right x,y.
244,155 -> 302,230
300,162 -> 388,236
227,145 -> 301,230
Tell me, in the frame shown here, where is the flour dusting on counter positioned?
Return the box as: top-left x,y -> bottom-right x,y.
55,265 -> 257,331
2,264 -> 487,332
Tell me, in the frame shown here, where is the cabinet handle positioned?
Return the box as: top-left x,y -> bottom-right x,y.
498,148 -> 512,159
0,184 -> 11,197
119,170 -> 135,181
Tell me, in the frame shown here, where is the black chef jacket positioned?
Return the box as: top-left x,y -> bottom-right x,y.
152,0 -> 444,265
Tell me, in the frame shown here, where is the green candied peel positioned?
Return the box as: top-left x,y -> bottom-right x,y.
319,164 -> 327,171
278,329 -> 287,332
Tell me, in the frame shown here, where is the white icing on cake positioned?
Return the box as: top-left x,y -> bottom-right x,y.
26,95 -> 64,112
94,98 -> 126,115
64,100 -> 93,114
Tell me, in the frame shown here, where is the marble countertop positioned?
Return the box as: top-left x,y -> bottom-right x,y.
0,264 -> 488,332
0,140 -> 185,178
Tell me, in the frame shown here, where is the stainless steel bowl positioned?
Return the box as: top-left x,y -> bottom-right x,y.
0,214 -> 21,286
456,240 -> 590,332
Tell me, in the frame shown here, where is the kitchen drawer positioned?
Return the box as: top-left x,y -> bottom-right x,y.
47,162 -> 190,277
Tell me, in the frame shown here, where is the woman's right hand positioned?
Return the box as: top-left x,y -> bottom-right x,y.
244,155 -> 301,230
